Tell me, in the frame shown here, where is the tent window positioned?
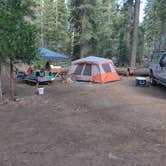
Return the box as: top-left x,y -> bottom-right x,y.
102,63 -> 112,73
93,65 -> 100,76
83,64 -> 91,76
74,64 -> 84,75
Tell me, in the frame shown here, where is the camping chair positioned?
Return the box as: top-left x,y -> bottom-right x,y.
15,67 -> 26,80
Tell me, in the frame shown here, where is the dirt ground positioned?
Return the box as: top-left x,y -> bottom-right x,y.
0,77 -> 166,166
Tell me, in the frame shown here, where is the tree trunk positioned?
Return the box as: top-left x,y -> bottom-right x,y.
130,0 -> 140,68
127,0 -> 134,59
55,0 -> 58,29
0,64 -> 2,101
10,61 -> 14,99
40,0 -> 45,47
80,0 -> 87,58
139,28 -> 145,63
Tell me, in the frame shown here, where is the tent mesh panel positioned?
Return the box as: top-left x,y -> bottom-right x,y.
83,64 -> 91,76
102,63 -> 112,73
74,64 -> 84,75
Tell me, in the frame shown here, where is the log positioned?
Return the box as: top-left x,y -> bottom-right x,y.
128,67 -> 149,76
116,67 -> 129,76
116,67 -> 149,77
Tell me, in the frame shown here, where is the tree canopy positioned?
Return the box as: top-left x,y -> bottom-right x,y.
144,0 -> 166,53
1,0 -> 166,64
0,0 -> 38,63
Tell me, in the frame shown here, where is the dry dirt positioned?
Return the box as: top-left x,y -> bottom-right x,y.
0,77 -> 166,166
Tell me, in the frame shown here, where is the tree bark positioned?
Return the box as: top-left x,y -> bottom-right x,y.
127,0 -> 134,59
40,0 -> 45,47
55,0 -> 58,29
0,64 -> 2,101
139,28 -> 145,63
130,0 -> 140,68
116,67 -> 149,76
10,61 -> 14,99
80,0 -> 87,58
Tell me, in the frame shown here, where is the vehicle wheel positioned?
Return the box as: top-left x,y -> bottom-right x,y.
150,71 -> 157,86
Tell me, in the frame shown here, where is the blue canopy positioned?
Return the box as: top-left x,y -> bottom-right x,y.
38,47 -> 69,61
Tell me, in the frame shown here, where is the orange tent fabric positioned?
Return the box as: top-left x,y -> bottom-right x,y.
68,56 -> 120,83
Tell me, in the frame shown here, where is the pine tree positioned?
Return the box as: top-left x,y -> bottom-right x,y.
144,0 -> 166,53
68,0 -> 97,59
36,0 -> 70,54
130,0 -> 141,68
95,0 -> 120,58
0,0 -> 38,99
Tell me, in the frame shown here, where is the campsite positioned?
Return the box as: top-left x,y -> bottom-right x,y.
1,0 -> 166,166
0,77 -> 166,166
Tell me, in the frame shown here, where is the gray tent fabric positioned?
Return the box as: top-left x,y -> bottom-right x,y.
38,47 -> 69,61
72,56 -> 112,65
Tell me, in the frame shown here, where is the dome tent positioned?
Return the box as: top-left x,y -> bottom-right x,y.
68,56 -> 120,83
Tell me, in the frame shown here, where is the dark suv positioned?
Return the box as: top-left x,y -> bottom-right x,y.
149,51 -> 166,86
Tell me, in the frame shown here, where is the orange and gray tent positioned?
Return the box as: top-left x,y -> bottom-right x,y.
68,56 -> 120,83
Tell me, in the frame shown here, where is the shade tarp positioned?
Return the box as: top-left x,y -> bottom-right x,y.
38,47 -> 69,61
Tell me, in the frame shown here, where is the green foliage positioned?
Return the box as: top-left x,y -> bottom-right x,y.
0,0 -> 38,63
144,0 -> 166,52
0,0 -> 38,98
68,0 -> 97,59
95,0 -> 132,63
95,0 -> 118,57
2,0 -> 164,67
33,59 -> 46,69
35,0 -> 70,55
68,0 -> 138,64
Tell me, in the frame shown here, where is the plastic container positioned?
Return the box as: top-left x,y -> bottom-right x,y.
38,87 -> 44,95
136,77 -> 147,86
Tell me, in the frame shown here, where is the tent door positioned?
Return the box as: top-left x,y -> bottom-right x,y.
82,64 -> 92,76
74,64 -> 84,75
78,64 -> 91,81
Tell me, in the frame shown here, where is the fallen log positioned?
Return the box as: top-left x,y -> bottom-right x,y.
116,67 -> 129,76
128,67 -> 149,76
116,67 -> 149,77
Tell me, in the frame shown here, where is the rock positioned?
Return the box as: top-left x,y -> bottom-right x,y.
14,96 -> 21,102
108,152 -> 120,160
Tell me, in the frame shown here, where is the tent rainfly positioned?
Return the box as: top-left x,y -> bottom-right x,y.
68,56 -> 120,83
38,47 -> 69,61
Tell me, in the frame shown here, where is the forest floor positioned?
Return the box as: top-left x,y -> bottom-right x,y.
0,77 -> 166,166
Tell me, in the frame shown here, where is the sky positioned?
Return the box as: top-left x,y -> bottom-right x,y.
140,0 -> 146,23
117,0 -> 147,23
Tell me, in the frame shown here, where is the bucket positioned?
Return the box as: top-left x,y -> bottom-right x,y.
38,87 -> 44,95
